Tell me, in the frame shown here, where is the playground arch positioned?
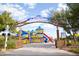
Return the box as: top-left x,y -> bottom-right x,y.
16,16 -> 60,40
15,16 -> 62,48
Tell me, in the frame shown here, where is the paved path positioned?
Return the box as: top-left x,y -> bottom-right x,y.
0,43 -> 77,56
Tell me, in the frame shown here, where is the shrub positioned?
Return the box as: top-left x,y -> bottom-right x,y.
0,40 -> 5,48
7,39 -> 16,49
0,36 -> 5,48
69,48 -> 79,54
7,36 -> 18,49
0,36 -> 18,49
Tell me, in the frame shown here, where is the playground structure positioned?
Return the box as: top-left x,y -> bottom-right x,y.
13,15 -> 60,48
15,16 -> 56,48
15,15 -> 61,41
16,26 -> 53,44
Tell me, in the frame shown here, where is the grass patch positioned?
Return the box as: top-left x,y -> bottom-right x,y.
69,48 -> 79,54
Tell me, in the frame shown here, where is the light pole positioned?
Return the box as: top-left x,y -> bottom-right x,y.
1,25 -> 10,51
4,31 -> 8,50
0,25 -> 16,51
4,25 -> 9,51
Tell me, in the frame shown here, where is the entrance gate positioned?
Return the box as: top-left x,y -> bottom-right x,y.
15,16 -> 61,48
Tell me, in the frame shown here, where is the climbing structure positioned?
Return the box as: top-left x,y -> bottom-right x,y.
16,26 -> 53,44
15,16 -> 54,44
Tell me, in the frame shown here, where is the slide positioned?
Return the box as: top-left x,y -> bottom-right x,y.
43,35 -> 48,43
43,33 -> 53,43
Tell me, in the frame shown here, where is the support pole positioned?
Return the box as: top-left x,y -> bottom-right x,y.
55,25 -> 59,48
4,34 -> 8,51
57,25 -> 59,40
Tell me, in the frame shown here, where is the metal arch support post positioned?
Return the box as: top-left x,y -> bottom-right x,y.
57,25 -> 59,40
55,25 -> 59,48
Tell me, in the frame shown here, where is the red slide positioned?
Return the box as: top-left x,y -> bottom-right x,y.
42,33 -> 53,43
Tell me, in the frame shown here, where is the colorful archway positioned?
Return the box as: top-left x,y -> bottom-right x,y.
15,15 -> 60,48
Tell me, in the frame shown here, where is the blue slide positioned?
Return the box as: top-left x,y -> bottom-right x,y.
43,36 -> 48,43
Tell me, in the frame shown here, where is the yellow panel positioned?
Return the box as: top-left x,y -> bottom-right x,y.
22,40 -> 26,44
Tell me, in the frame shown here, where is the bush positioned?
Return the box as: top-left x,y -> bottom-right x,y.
7,36 -> 18,49
0,36 -> 5,48
7,39 -> 16,49
0,36 -> 18,49
69,48 -> 79,54
0,40 -> 5,48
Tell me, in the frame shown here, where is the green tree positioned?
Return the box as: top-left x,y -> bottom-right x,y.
51,3 -> 79,42
0,11 -> 17,32
51,9 -> 71,34
67,3 -> 79,41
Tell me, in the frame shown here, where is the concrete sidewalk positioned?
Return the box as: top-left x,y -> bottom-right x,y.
0,43 -> 77,56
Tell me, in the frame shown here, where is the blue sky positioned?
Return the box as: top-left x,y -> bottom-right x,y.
0,3 -> 67,38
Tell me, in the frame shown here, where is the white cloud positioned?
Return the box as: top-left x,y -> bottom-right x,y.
57,3 -> 68,11
41,10 -> 49,17
40,8 -> 53,17
27,3 -> 36,9
0,4 -> 28,21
